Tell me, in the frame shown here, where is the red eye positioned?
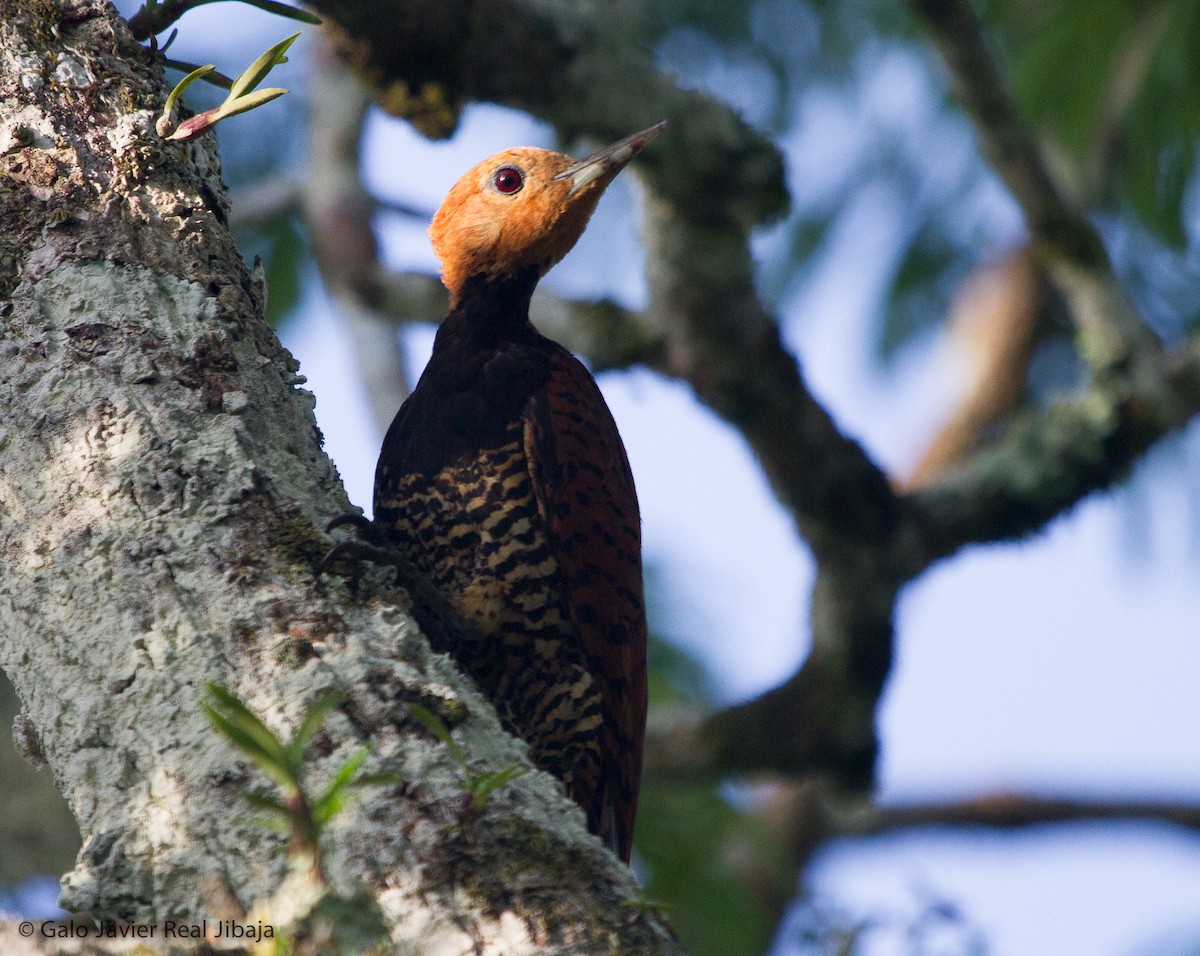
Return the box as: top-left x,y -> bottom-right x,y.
492,165 -> 524,194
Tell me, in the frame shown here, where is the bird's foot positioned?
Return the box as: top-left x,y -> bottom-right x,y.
317,536 -> 400,578
320,516 -> 484,652
316,512 -> 397,592
324,510 -> 384,547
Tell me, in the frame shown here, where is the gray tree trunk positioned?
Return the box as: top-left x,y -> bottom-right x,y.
0,2 -> 678,952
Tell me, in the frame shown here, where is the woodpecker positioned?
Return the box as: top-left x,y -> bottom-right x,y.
372,123 -> 663,863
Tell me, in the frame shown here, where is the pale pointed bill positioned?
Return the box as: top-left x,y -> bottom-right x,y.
555,121 -> 667,196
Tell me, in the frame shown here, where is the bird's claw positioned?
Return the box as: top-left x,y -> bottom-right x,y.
325,510 -> 376,537
319,525 -> 481,651
317,537 -> 397,578
318,512 -> 393,583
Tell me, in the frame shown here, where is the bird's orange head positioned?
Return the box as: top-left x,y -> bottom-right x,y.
429,122 -> 666,306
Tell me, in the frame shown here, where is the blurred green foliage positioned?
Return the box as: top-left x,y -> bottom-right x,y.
636,780 -> 783,956
645,0 -> 1200,355
637,601 -> 796,956
260,215 -> 308,327
991,0 -> 1200,248
232,212 -> 308,329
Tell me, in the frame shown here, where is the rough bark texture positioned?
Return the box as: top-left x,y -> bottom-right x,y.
0,2 -> 679,951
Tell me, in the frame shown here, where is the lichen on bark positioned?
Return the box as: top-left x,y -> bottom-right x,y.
0,2 -> 679,951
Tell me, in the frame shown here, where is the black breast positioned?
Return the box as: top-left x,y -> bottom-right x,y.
375,269 -> 551,481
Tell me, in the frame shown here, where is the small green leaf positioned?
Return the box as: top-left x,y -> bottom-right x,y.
203,684 -> 298,790
248,814 -> 292,835
312,749 -> 369,826
312,791 -> 345,827
218,86 -> 287,121
408,703 -> 468,767
348,770 -> 407,789
204,705 -> 298,792
468,764 -> 528,809
286,690 -> 341,765
325,748 -> 369,793
162,62 -> 214,118
241,790 -> 293,819
229,32 -> 299,101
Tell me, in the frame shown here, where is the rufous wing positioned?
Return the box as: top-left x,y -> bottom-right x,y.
522,347 -> 648,863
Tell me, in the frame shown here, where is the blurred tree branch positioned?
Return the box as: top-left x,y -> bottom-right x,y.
303,33 -> 410,435
760,779 -> 1200,930
908,0 -> 1160,373
303,0 -> 1200,808
900,249 -> 1045,490
749,779 -> 1200,877
851,793 -> 1200,834
905,344 -> 1200,560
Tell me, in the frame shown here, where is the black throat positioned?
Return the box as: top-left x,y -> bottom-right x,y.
441,268 -> 541,347
376,266 -> 555,479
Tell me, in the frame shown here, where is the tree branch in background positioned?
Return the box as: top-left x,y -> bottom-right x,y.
529,291 -> 666,373
887,0 -> 1200,566
900,248 -> 1044,490
303,33 -> 410,435
302,0 -> 1200,883
751,780 -> 1200,857
370,270 -> 670,374
231,175 -> 431,232
904,337 -> 1200,563
854,794 -> 1200,835
907,0 -> 1160,373
229,172 -> 304,228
